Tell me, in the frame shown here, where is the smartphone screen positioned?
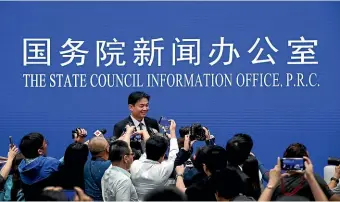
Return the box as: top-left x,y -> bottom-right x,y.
159,117 -> 170,130
281,158 -> 305,171
63,190 -> 76,201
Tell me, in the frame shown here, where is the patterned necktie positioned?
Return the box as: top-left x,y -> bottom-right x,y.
138,122 -> 143,131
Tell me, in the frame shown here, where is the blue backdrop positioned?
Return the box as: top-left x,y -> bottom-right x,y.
0,2 -> 339,176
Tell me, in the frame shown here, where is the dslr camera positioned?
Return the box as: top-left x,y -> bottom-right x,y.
328,157 -> 340,166
189,123 -> 206,141
72,128 -> 87,139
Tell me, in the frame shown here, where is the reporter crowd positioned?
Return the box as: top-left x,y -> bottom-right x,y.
0,92 -> 339,201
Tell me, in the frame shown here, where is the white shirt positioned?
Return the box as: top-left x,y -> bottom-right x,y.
130,138 -> 179,200
130,115 -> 147,131
101,166 -> 138,202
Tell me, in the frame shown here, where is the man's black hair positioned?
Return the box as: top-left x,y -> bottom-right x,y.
128,91 -> 150,105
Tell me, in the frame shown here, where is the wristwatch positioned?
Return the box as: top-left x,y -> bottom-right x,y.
331,177 -> 339,184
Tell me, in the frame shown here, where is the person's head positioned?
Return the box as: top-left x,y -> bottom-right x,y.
177,138 -> 185,149
212,168 -> 247,201
19,132 -> 47,159
128,91 -> 150,121
143,186 -> 187,201
283,143 -> 309,158
145,135 -> 168,162
88,137 -> 109,160
193,145 -> 228,176
179,126 -> 190,138
64,143 -> 89,169
242,155 -> 261,200
225,133 -> 253,166
109,140 -> 134,170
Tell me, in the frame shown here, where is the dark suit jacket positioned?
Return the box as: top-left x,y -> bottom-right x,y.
113,116 -> 160,139
110,116 -> 160,159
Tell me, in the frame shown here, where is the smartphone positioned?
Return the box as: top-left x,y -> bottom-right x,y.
63,190 -> 76,201
9,136 -> 13,148
281,158 -> 305,171
159,116 -> 171,130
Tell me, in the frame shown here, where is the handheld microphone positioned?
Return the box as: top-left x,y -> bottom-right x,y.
94,129 -> 107,137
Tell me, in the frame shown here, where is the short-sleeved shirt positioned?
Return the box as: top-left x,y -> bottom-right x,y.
84,158 -> 111,201
101,166 -> 138,202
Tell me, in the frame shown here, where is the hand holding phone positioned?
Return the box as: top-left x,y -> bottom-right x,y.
9,136 -> 14,148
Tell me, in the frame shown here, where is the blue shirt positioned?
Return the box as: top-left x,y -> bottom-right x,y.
83,157 -> 110,201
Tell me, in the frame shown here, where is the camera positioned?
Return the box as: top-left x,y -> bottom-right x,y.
72,128 -> 87,139
328,157 -> 340,166
189,123 -> 206,141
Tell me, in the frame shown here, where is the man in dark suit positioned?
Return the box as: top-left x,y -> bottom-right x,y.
111,91 -> 160,159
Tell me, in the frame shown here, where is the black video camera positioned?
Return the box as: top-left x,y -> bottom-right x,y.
189,123 -> 206,141
72,128 -> 84,139
328,157 -> 340,166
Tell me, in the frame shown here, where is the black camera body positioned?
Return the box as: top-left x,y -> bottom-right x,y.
189,123 -> 206,141
328,157 -> 340,166
72,128 -> 81,139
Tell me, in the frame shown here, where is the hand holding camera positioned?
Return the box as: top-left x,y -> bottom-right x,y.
189,123 -> 206,141
72,128 -> 88,143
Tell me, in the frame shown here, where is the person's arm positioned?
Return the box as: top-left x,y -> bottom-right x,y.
314,173 -> 337,201
167,120 -> 179,162
155,131 -> 180,183
174,150 -> 191,167
203,127 -> 215,146
0,146 -> 18,180
258,157 -> 281,201
328,165 -> 340,189
174,135 -> 192,167
303,157 -> 328,201
114,123 -> 122,138
118,125 -> 135,146
115,179 -> 134,202
175,165 -> 187,193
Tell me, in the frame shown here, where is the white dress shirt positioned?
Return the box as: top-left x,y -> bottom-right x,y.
130,115 -> 147,131
130,138 -> 179,200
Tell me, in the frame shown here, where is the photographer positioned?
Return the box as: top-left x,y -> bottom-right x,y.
174,124 -> 215,187
175,145 -> 228,201
130,120 -> 179,200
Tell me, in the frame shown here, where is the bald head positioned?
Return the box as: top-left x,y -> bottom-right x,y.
88,137 -> 108,156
